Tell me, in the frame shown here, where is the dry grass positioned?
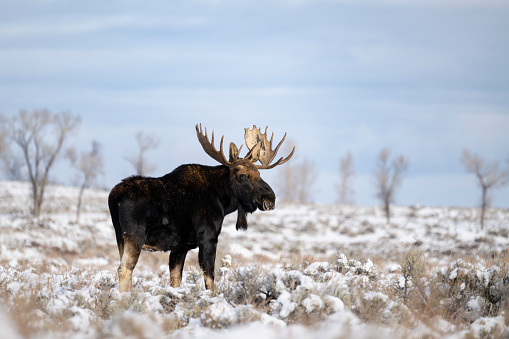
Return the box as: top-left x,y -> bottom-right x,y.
2,183 -> 509,338
1,249 -> 509,338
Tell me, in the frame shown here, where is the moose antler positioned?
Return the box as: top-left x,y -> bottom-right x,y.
196,124 -> 294,169
244,125 -> 295,169
196,124 -> 244,167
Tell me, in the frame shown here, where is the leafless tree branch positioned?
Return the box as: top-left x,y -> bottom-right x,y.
8,109 -> 80,217
374,148 -> 409,223
125,131 -> 160,176
460,149 -> 509,230
277,157 -> 318,204
336,151 -> 355,204
68,141 -> 104,223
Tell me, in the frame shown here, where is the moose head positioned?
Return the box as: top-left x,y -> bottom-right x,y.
196,124 -> 295,230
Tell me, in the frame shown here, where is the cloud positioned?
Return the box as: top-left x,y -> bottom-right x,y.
0,16 -> 135,37
0,14 -> 205,38
279,0 -> 509,8
0,0 -> 507,207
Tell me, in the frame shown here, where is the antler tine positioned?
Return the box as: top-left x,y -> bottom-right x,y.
261,145 -> 295,169
263,131 -> 285,166
264,127 -> 275,150
243,126 -> 295,169
197,124 -> 294,169
257,132 -> 295,169
196,124 -> 234,167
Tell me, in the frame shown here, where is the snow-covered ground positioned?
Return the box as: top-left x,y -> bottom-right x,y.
1,181 -> 508,338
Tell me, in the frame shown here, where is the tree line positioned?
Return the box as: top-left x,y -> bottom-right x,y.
279,146 -> 508,229
1,109 -> 508,230
0,110 -> 159,222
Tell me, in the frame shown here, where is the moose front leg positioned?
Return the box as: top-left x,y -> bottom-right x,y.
198,237 -> 218,290
169,249 -> 188,288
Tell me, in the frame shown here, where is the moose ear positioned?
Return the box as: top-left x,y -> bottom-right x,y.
229,142 -> 239,163
245,143 -> 261,163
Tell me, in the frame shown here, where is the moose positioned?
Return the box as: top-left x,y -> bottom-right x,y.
108,124 -> 294,292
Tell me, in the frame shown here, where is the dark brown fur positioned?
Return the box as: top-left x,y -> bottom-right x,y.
108,162 -> 275,291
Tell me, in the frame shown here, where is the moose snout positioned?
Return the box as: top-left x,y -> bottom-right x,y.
262,199 -> 275,211
259,181 -> 276,211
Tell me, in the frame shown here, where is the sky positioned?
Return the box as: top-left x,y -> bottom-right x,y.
1,0 -> 508,207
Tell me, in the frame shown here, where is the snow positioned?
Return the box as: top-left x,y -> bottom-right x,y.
364,291 -> 389,302
302,294 -> 323,313
0,181 -> 509,338
470,315 -> 507,338
304,262 -> 331,275
205,300 -> 238,326
0,307 -> 22,339
276,291 -> 295,318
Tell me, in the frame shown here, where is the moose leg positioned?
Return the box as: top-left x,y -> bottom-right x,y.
118,239 -> 142,292
169,249 -> 188,288
116,236 -> 125,261
198,238 -> 218,290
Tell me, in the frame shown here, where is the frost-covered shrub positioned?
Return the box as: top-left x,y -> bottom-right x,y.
263,255 -> 372,323
388,253 -> 509,328
463,315 -> 509,339
220,265 -> 266,305
270,286 -> 329,323
334,253 -> 377,282
100,310 -> 167,338
158,290 -> 180,313
184,268 -> 202,285
303,261 -> 332,280
203,300 -> 239,328
94,271 -> 117,290
103,290 -> 147,316
435,259 -> 509,319
397,247 -> 427,302
263,267 -> 323,321
356,291 -> 389,324
265,268 -> 315,299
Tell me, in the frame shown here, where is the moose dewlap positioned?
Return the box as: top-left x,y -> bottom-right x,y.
108,124 -> 295,292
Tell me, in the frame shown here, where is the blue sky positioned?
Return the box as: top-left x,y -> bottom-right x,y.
1,0 -> 508,207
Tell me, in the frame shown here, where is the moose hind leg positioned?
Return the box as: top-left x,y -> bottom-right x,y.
118,240 -> 142,292
198,238 -> 218,290
169,249 -> 188,288
116,236 -> 125,261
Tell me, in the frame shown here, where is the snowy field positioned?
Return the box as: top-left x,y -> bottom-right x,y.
1,181 -> 509,338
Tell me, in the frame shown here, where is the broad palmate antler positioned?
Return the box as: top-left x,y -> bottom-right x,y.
196,124 -> 294,169
244,125 -> 295,169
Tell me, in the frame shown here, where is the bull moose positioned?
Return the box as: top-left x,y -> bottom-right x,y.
108,124 -> 294,292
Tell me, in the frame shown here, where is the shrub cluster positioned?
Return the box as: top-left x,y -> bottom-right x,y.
1,251 -> 508,338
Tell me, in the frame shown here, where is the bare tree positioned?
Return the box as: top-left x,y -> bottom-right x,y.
125,131 -> 160,176
8,109 -> 81,217
277,157 -> 318,203
278,164 -> 298,202
374,148 -> 409,223
68,141 -> 104,223
460,149 -> 509,230
5,156 -> 26,181
336,151 -> 355,204
0,114 -> 8,173
295,158 -> 318,203
1,116 -> 25,180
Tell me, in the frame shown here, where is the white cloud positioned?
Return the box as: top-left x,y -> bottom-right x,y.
0,0 -> 507,207
279,0 -> 509,8
0,15 -> 136,37
0,15 -> 204,38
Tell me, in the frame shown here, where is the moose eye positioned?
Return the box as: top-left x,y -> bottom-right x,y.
239,174 -> 247,181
